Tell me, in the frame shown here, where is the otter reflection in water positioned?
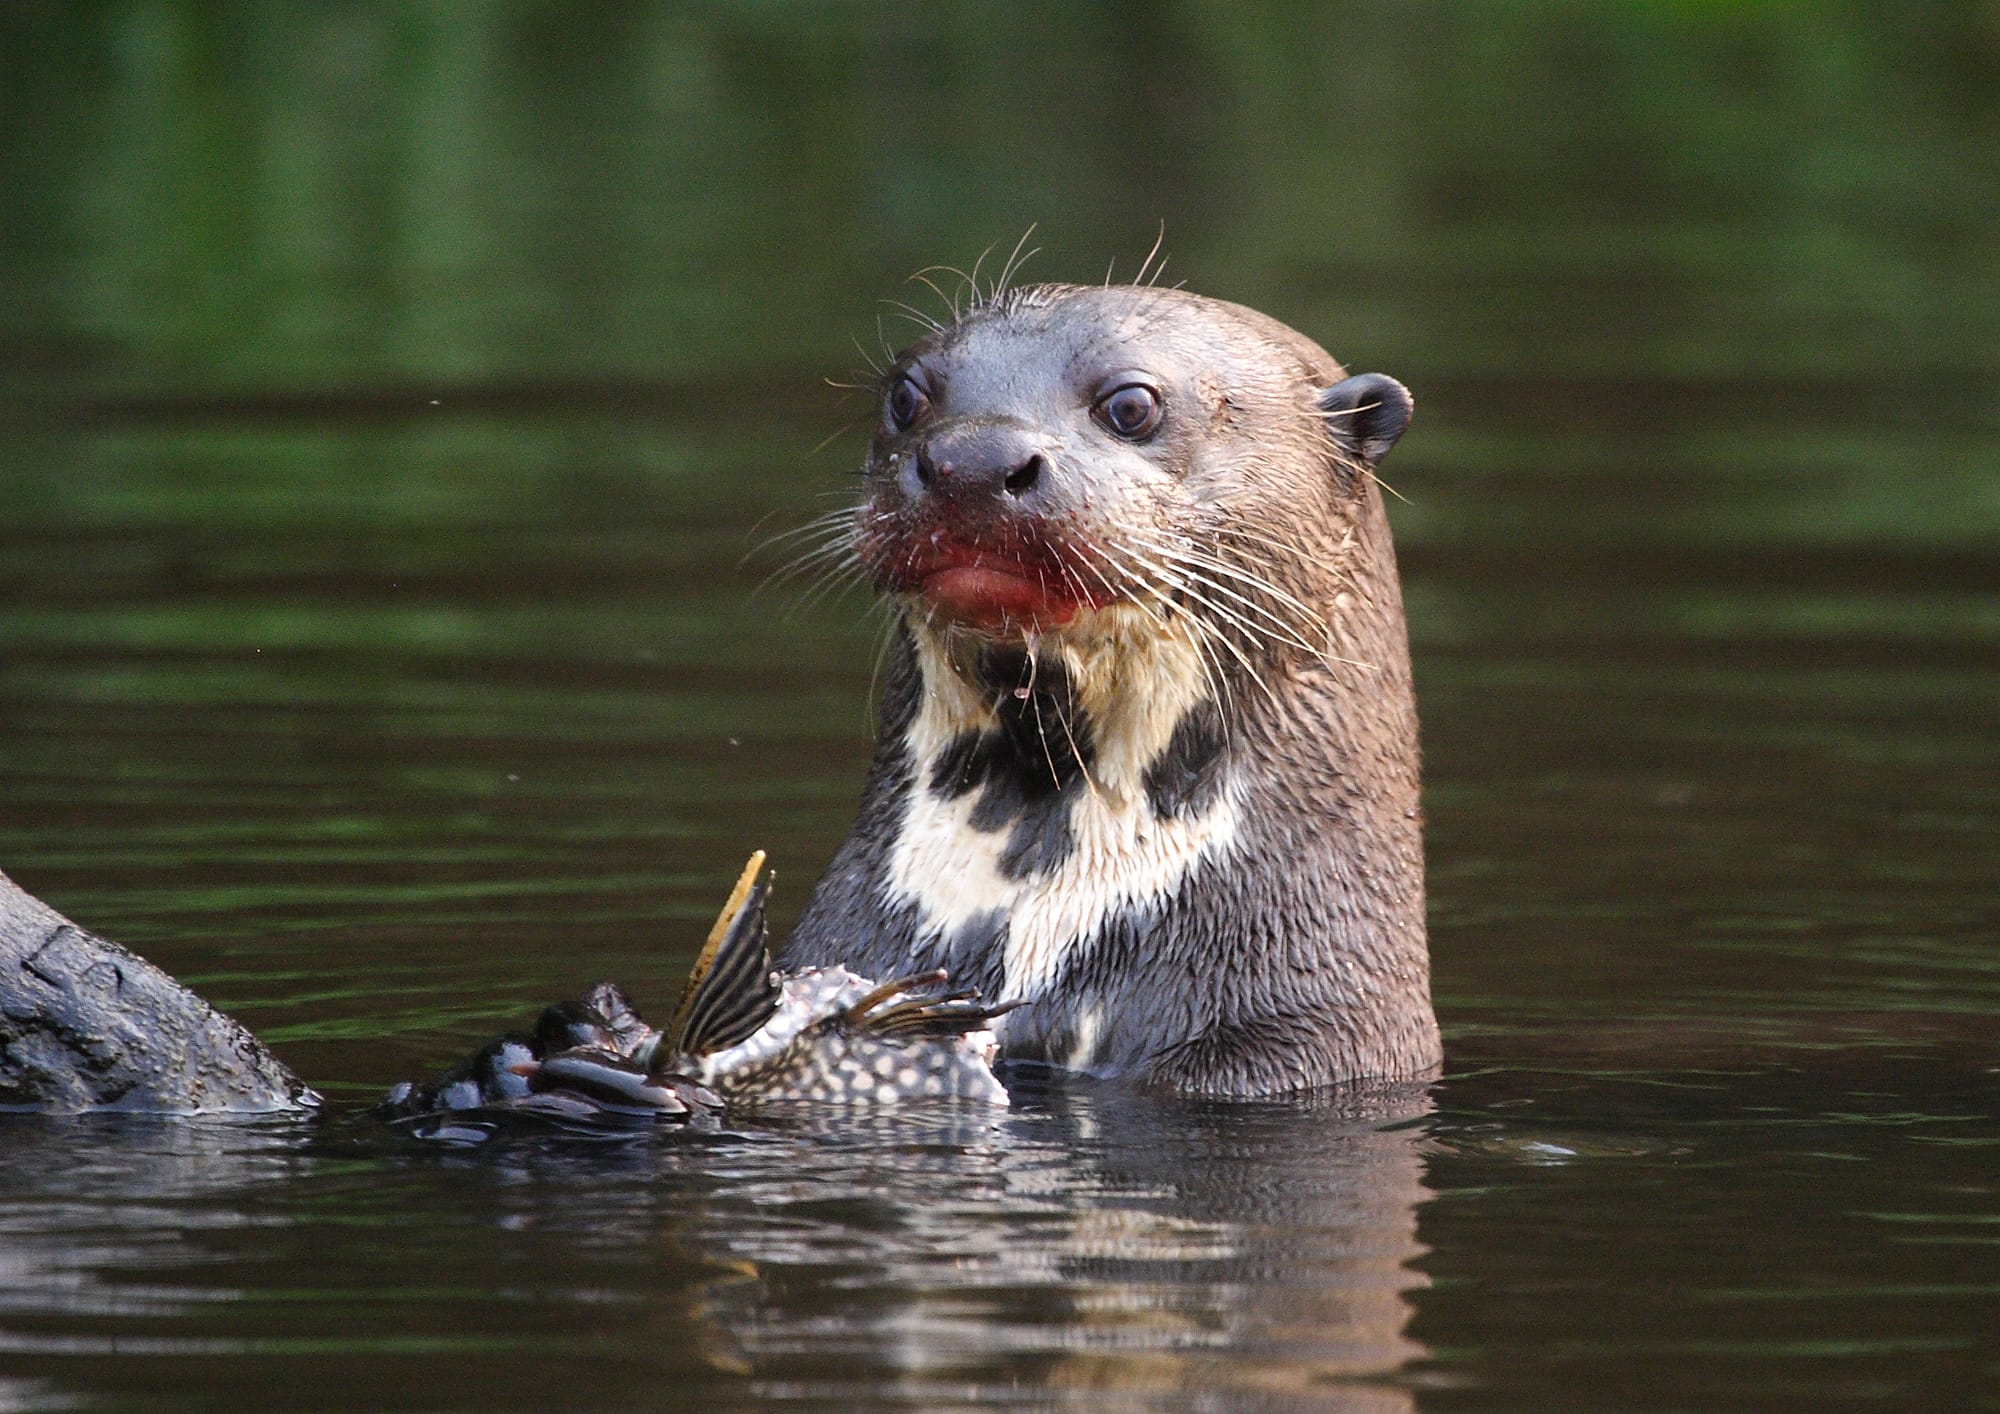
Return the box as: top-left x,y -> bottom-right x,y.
0,1064 -> 1435,1408
667,1085 -> 1435,1407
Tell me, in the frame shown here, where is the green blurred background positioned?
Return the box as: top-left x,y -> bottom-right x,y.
8,3 -> 1998,389
5,2 -> 1997,554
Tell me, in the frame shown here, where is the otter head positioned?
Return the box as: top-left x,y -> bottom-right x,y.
853,284 -> 1412,760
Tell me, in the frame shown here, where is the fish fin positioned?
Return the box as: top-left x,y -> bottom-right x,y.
663,852 -> 782,1058
846,970 -> 1025,1038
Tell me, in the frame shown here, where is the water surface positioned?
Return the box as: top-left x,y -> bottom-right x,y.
3,6 -> 1997,1409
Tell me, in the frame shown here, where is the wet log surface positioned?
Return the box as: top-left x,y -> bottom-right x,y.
0,870 -> 318,1114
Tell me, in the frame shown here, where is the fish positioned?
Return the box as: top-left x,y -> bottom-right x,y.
373,853 -> 1014,1136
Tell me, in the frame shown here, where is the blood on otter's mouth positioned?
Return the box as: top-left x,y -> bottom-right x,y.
921,562 -> 1064,627
867,529 -> 1108,633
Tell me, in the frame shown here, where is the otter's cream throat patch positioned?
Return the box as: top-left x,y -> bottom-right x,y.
884,605 -> 1241,1028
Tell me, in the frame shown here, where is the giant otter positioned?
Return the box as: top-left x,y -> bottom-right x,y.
781,283 -> 1439,1097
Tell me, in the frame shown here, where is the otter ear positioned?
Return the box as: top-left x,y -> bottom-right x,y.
1317,373 -> 1413,470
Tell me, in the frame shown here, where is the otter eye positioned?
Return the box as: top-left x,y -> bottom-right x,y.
1095,383 -> 1162,440
885,374 -> 930,434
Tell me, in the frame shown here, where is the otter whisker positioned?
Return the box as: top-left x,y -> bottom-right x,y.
911,264 -> 975,321
1044,658 -> 1104,803
779,562 -> 874,623
905,271 -> 960,326
995,635 -> 1036,719
1127,539 -> 1326,659
748,520 -> 864,608
752,505 -> 882,612
808,409 -> 875,458
1077,539 -> 1212,661
756,542 -> 855,597
1134,532 -> 1332,640
753,521 -> 862,579
1101,546 -> 1239,732
752,540 -> 858,603
915,250 -> 995,320
752,496 -> 872,552
1069,286 -> 1186,375
741,504 -> 793,550
1206,520 -> 1367,601
755,504 -> 862,549
1113,563 -> 1295,704
1096,543 -> 1283,714
758,523 -> 858,561
1147,566 -> 1330,667
1026,572 -> 1109,802
1208,520 -> 1325,563
790,582 -> 876,628
1148,549 -> 1362,670
863,604 -> 899,734
1366,466 -> 1411,505
756,545 -> 879,628
1187,616 -> 1240,728
1064,541 -> 1141,636
1305,415 -> 1413,504
1173,587 -> 1285,714
1170,535 -> 1378,672
991,226 -> 1040,304
884,299 -> 948,335
748,543 -> 860,605
964,242 -> 999,308
1117,540 -> 1320,661
849,332 -> 885,378
762,516 -> 864,558
1016,634 -> 1084,800
1133,221 -> 1168,289
1176,600 -> 1256,718
1048,687 -> 1100,802
1068,540 -> 1235,729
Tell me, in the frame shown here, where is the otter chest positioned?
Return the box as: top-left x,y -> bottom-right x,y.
878,628 -> 1240,1069
886,772 -> 1239,987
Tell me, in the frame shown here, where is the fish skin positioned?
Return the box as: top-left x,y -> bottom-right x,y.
689,966 -> 1009,1109
373,855 -> 1014,1134
374,973 -> 1009,1131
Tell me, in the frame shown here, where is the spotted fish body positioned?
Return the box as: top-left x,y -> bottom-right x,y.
690,965 -> 1006,1108
374,854 -> 1010,1133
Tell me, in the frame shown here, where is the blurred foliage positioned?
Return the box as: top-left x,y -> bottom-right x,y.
0,1 -> 1996,566
2,0 -> 1996,402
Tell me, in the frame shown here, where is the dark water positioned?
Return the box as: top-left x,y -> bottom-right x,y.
3,6 -> 1998,1410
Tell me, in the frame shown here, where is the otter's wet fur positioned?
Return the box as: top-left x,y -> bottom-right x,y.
781,282 -> 1439,1097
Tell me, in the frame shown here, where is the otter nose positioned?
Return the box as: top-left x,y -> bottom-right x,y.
909,424 -> 1047,502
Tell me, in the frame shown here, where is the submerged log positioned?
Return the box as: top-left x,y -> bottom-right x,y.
0,869 -> 318,1113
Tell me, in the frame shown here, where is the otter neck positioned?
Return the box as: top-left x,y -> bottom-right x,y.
880,603 -> 1247,1021
905,602 -> 1237,817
